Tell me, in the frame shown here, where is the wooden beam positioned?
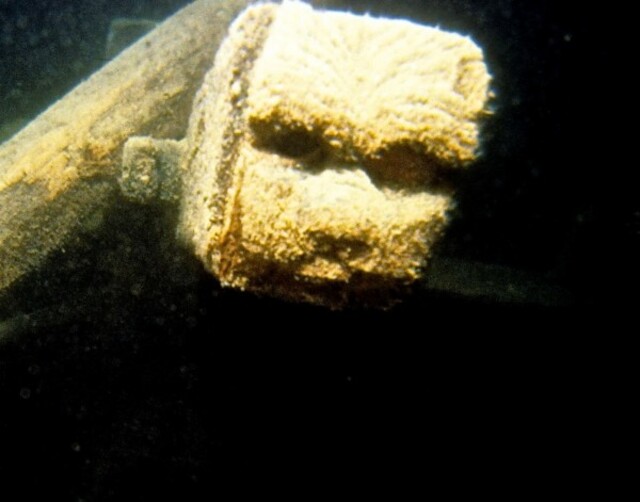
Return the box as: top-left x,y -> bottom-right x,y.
0,0 -> 252,292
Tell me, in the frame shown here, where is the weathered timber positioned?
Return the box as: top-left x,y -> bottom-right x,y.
0,0 -> 252,292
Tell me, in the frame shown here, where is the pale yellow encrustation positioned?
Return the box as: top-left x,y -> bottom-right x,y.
178,1 -> 491,308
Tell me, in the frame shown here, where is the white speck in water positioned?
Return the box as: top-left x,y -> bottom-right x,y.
19,387 -> 31,399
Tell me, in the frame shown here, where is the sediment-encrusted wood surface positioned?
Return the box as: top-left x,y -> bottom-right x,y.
0,0 -> 252,292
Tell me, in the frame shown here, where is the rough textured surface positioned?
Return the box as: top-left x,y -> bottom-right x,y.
120,137 -> 185,203
0,0 -> 252,292
247,2 -> 490,165
179,1 -> 491,308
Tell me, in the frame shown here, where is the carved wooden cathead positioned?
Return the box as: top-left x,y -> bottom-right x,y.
0,1 -> 491,308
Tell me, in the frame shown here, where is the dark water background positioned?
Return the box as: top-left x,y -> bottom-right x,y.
0,0 -> 633,499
